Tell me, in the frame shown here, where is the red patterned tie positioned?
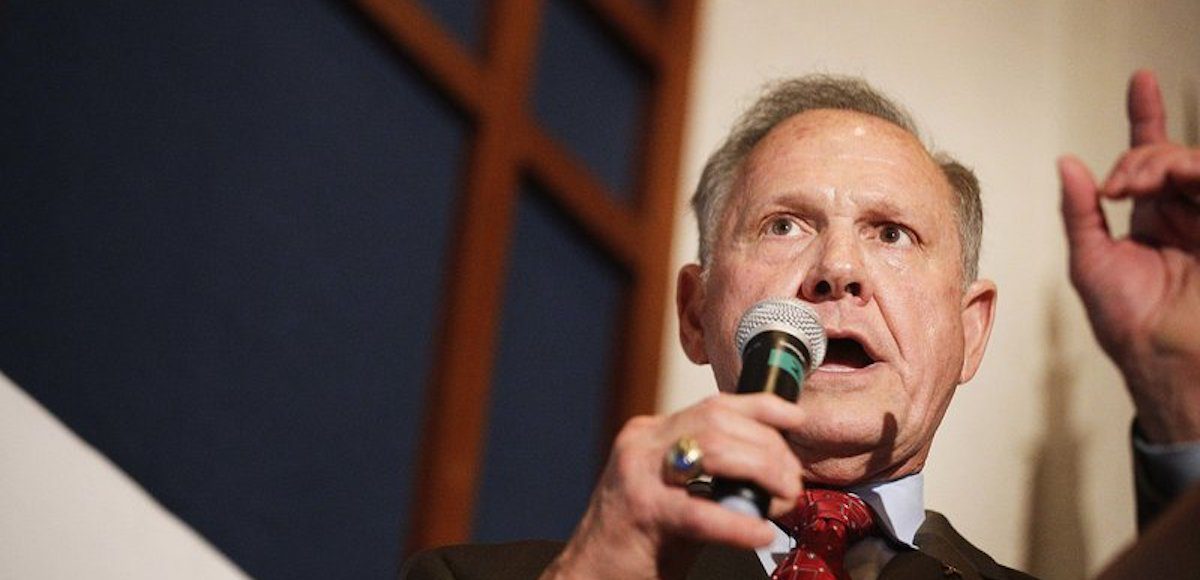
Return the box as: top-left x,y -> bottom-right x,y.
771,489 -> 877,580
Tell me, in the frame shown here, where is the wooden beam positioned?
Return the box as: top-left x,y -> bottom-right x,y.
606,0 -> 696,438
585,0 -> 664,69
353,0 -> 485,113
404,0 -> 544,554
524,127 -> 640,269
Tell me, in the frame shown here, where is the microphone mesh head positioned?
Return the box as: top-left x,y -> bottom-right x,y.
734,298 -> 827,369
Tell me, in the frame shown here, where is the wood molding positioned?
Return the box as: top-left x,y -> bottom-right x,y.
349,0 -> 698,558
524,127 -> 640,267
585,0 -> 664,68
353,0 -> 485,113
402,0 -> 544,553
607,0 -> 696,441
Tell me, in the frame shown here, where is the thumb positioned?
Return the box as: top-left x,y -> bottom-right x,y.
1058,155 -> 1113,274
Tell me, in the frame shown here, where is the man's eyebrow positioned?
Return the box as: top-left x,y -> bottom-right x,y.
858,197 -> 914,220
747,189 -> 934,221
853,190 -> 940,224
744,190 -> 827,214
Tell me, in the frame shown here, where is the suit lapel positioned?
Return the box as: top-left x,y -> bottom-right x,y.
887,510 -> 1008,580
881,548 -> 977,580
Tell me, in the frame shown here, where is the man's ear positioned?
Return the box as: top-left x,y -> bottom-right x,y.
959,278 -> 997,384
676,264 -> 710,364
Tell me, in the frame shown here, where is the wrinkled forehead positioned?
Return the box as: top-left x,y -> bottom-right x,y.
726,109 -> 955,218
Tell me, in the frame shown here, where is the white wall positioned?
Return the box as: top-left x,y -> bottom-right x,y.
658,1 -> 1200,577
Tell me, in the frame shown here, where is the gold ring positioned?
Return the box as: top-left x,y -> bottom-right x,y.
663,436 -> 704,486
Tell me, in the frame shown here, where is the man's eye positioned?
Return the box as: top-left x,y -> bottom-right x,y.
879,224 -> 914,246
766,217 -> 799,237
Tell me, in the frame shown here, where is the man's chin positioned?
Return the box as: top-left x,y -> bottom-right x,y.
784,412 -> 917,485
802,467 -> 920,488
796,449 -> 924,487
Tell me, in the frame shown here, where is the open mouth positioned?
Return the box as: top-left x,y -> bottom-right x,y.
821,337 -> 876,369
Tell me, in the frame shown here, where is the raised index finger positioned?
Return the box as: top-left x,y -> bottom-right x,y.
1129,69 -> 1169,147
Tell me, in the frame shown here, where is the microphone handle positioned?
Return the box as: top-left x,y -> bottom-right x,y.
711,331 -> 810,517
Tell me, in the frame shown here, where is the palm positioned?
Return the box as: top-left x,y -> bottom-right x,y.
1125,193 -> 1200,355
1077,215 -> 1194,363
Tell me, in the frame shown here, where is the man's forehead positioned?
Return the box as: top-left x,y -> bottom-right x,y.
732,109 -> 951,205
751,109 -> 931,163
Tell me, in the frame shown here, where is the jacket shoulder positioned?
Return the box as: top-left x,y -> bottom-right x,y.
911,511 -> 1037,580
400,540 -> 765,580
400,540 -> 565,580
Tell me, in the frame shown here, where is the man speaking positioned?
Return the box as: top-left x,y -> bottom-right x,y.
403,70 -> 1200,579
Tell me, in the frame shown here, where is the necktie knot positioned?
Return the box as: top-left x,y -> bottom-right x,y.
772,489 -> 876,580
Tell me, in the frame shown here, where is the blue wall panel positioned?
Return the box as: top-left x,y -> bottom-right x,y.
533,0 -> 648,202
0,1 -> 463,577
473,184 -> 626,542
418,0 -> 487,54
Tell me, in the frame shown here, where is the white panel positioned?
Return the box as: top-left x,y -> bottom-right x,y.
0,373 -> 246,579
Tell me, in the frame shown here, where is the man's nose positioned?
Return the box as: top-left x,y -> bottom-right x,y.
799,230 -> 872,304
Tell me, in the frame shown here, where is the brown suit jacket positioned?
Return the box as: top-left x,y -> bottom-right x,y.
401,510 -> 1036,580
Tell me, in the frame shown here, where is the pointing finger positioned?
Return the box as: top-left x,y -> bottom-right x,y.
1129,69 -> 1169,147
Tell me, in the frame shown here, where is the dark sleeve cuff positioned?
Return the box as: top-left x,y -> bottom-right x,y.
1131,421 -> 1200,529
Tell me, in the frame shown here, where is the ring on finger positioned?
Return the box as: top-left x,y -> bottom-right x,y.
663,435 -> 704,486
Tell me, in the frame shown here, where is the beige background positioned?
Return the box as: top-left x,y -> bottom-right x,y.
660,1 -> 1200,578
3,2 -> 1199,578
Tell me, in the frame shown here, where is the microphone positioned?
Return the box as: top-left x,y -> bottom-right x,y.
712,298 -> 827,517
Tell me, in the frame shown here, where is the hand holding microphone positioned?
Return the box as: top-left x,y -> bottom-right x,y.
545,300 -> 823,578
712,298 -> 827,517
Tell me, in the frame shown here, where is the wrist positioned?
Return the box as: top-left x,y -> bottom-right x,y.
1126,350 -> 1200,444
542,509 -> 665,580
1134,410 -> 1200,446
542,542 -> 662,580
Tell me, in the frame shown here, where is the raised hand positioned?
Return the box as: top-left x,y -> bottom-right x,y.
1058,69 -> 1200,444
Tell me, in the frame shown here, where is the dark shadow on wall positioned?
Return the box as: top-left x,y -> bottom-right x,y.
1023,291 -> 1089,579
1182,79 -> 1198,147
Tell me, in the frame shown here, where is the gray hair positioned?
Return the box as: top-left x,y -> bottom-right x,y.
691,75 -> 982,283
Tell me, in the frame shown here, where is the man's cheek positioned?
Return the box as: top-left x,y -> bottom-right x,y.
876,248 -> 916,274
920,315 -> 965,378
748,240 -> 816,269
713,264 -> 781,306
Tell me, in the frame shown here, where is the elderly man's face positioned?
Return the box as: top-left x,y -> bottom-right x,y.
677,109 -> 996,485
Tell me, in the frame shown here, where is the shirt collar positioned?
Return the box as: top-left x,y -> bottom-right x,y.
755,473 -> 925,573
844,472 -> 924,548
760,472 -> 925,554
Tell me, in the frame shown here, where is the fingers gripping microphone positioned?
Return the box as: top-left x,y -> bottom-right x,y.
713,298 -> 827,517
